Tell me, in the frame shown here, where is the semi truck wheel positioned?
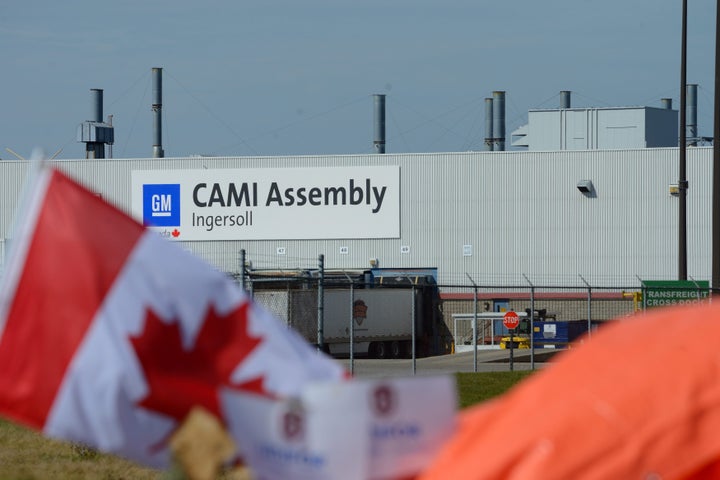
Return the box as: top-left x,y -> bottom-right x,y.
390,341 -> 401,359
370,341 -> 389,359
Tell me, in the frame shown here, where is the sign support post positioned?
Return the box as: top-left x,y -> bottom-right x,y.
503,311 -> 520,372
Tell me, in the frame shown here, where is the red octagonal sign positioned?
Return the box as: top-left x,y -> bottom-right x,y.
503,311 -> 520,330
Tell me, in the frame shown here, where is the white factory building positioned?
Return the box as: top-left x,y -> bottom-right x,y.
0,145 -> 711,290
1,83 -> 712,292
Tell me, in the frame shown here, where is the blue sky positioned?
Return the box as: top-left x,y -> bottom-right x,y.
1,0 -> 717,159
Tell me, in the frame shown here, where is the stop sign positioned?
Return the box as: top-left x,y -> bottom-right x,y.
503,311 -> 520,330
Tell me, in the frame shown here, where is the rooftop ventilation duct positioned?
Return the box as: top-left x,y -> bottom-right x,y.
373,94 -> 386,154
492,91 -> 506,151
484,98 -> 494,151
686,83 -> 697,146
152,67 -> 164,158
560,90 -> 571,109
76,88 -> 114,159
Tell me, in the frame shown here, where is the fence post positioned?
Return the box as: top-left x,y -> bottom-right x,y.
636,275 -> 646,311
580,275 -> 592,339
466,273 -> 478,373
285,279 -> 291,329
246,251 -> 254,300
523,274 -> 535,370
411,282 -> 417,376
239,249 -> 247,293
317,254 -> 325,352
342,271 -> 355,376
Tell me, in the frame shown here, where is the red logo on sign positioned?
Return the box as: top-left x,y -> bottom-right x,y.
353,300 -> 368,326
372,385 -> 395,416
282,410 -> 304,441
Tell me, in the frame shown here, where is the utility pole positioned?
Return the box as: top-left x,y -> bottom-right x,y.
679,0 -> 689,280
713,0 -> 720,290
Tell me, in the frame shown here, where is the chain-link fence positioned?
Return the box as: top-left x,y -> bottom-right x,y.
239,251 -> 716,375
440,284 -> 638,348
244,267 -> 448,358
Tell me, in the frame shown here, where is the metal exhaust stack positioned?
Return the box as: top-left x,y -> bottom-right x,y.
88,89 -> 104,159
484,98 -> 494,151
152,67 -> 164,158
687,83 -> 697,146
560,90 -> 571,109
373,94 -> 386,154
107,114 -> 113,158
91,88 -> 103,124
492,91 -> 506,151
76,88 -> 114,159
661,98 -> 673,110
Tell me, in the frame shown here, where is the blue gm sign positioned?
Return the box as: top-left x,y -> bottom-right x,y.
143,184 -> 180,227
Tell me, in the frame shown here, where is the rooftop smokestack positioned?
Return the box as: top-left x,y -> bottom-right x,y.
76,88 -> 114,159
91,88 -> 103,123
107,114 -> 113,159
560,90 -> 571,109
687,83 -> 697,146
492,91 -> 506,151
152,67 -> 164,158
373,94 -> 386,154
484,98 -> 494,151
661,98 -> 673,110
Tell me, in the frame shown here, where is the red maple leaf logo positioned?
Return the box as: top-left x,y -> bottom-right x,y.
171,229 -> 180,238
129,302 -> 268,425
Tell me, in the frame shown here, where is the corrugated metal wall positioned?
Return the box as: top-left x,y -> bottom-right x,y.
0,147 -> 712,287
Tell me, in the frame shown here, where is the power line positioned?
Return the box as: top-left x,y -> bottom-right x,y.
165,71 -> 259,156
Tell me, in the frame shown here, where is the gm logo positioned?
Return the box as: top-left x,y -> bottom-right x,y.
143,184 -> 180,227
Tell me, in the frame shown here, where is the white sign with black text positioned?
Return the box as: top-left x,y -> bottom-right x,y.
131,166 -> 400,241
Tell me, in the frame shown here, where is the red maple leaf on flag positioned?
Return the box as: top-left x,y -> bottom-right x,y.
129,302 -> 269,425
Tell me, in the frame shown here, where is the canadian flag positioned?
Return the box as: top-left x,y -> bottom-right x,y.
0,167 -> 346,467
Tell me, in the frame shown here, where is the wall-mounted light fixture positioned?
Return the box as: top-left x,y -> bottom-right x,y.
576,180 -> 595,196
369,258 -> 379,268
669,184 -> 680,197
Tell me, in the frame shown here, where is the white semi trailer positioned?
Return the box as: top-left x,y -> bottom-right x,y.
252,279 -> 450,358
322,288 -> 421,358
